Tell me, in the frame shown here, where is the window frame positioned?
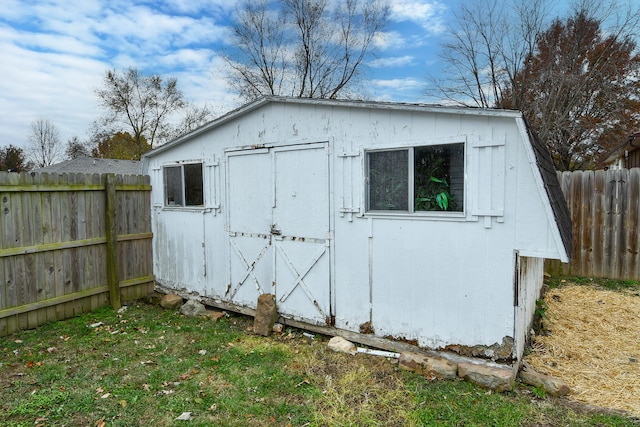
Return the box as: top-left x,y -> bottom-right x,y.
365,140 -> 466,217
162,161 -> 205,209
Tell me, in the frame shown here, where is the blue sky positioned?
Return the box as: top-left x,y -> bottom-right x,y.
0,0 -> 463,152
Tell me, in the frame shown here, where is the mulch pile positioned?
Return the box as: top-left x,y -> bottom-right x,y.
524,284 -> 640,417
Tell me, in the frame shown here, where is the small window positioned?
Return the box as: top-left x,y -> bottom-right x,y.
164,163 -> 204,207
366,143 -> 464,213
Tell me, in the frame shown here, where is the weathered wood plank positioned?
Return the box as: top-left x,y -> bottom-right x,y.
0,285 -> 109,319
628,168 -> 640,279
39,175 -> 57,323
580,171 -> 594,277
569,171 -> 583,275
612,169 -> 626,278
591,170 -> 606,278
0,237 -> 108,258
105,174 -> 121,309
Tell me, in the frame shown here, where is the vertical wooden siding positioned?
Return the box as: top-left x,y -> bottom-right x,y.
546,168 -> 640,280
0,172 -> 153,337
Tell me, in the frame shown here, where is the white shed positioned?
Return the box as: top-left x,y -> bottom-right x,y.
142,97 -> 571,362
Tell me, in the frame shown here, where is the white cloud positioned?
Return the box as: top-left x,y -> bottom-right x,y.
373,31 -> 406,50
369,55 -> 415,68
18,32 -> 102,56
359,77 -> 428,104
0,41 -> 105,148
373,77 -> 423,90
389,0 -> 447,34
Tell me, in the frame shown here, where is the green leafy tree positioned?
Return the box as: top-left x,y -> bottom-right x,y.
91,132 -> 151,161
0,145 -> 28,172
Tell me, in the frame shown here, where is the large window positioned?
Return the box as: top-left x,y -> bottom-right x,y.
164,163 -> 204,207
367,143 -> 464,213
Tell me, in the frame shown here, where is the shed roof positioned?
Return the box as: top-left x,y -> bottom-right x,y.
523,122 -> 572,259
32,157 -> 143,175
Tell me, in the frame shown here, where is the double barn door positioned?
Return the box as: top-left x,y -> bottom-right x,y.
225,143 -> 332,326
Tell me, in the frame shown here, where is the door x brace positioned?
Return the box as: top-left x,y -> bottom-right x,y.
276,243 -> 327,316
227,236 -> 271,298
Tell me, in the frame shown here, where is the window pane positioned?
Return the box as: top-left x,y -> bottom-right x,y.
368,150 -> 408,211
164,166 -> 183,206
414,143 -> 464,211
184,163 -> 204,206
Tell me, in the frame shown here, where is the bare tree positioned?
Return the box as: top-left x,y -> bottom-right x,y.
224,0 -> 288,99
94,68 -> 186,149
224,0 -> 390,101
28,118 -> 63,167
168,104 -> 215,140
430,0 -> 553,108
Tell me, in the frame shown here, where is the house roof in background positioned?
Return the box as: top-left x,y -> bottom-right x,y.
603,133 -> 640,164
32,157 -> 143,175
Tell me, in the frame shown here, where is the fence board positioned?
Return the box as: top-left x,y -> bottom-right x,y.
547,167 -> 640,280
0,172 -> 153,337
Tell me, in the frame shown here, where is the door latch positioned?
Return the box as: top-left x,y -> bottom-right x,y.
270,224 -> 282,235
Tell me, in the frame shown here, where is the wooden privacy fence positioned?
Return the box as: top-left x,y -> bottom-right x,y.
546,168 -> 640,280
0,172 -> 154,337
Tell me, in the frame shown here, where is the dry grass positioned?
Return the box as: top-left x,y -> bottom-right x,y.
298,342 -> 413,426
525,284 -> 640,417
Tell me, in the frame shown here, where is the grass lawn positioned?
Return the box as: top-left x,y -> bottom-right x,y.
1,288 -> 637,426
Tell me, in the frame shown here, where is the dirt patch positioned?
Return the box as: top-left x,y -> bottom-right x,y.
524,284 -> 640,417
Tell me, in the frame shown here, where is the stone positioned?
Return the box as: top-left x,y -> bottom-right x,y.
399,352 -> 457,380
458,362 -> 515,392
254,294 -> 278,336
359,321 -> 373,334
520,369 -> 571,396
327,336 -> 357,355
203,310 -> 226,321
272,323 -> 284,334
142,292 -> 163,306
444,336 -> 514,362
160,294 -> 183,310
179,299 -> 207,317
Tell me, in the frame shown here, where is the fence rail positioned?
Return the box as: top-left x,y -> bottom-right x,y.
546,168 -> 640,280
0,172 -> 153,337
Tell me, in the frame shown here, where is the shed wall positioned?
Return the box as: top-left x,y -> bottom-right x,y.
146,102 -> 560,355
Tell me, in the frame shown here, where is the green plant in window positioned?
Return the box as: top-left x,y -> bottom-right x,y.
414,147 -> 456,211
415,176 -> 451,211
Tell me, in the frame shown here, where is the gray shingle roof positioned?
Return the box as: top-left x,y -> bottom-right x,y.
33,157 -> 143,175
524,122 -> 572,260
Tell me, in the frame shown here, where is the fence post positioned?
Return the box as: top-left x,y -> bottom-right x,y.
105,174 -> 121,309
